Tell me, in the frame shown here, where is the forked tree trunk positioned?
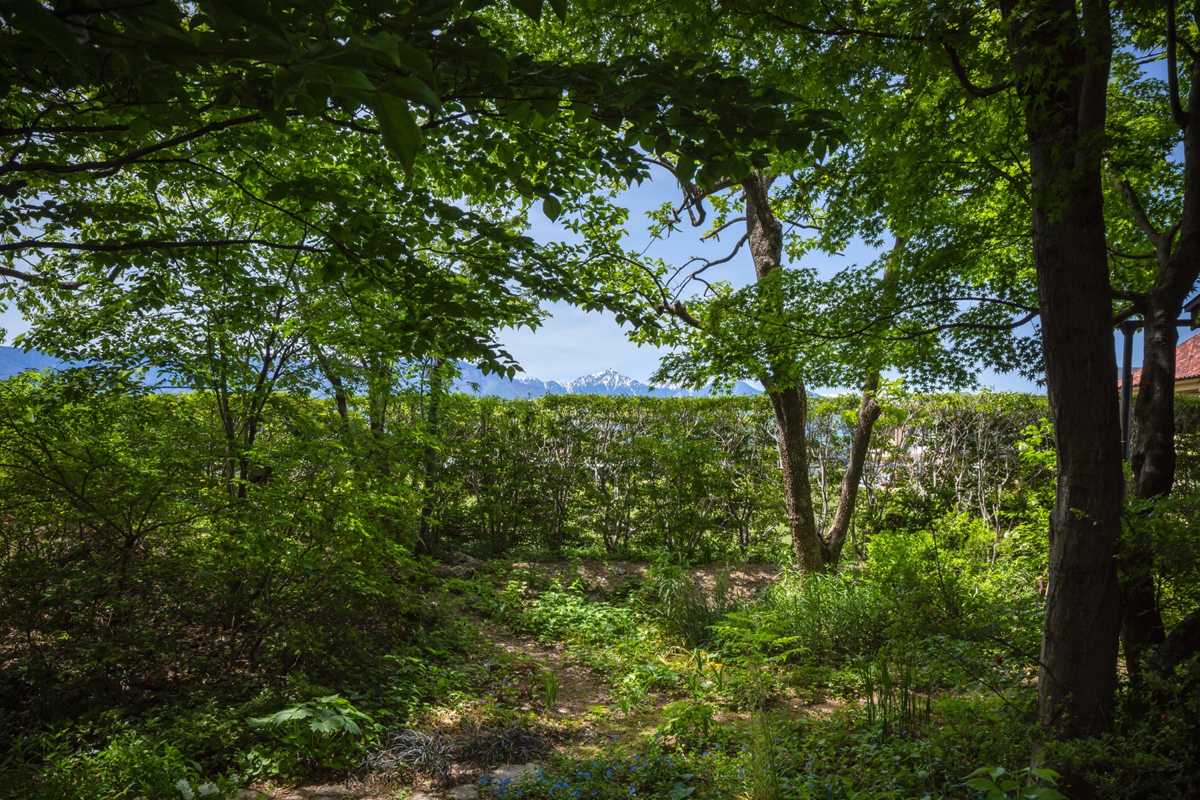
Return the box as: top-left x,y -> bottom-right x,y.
744,172 -> 823,571
743,171 -> 882,572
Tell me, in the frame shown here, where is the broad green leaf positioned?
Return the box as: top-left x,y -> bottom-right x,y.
4,0 -> 86,68
510,0 -> 543,23
383,76 -> 441,111
370,93 -> 422,172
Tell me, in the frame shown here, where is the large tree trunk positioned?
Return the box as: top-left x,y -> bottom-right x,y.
1121,45 -> 1200,676
1011,0 -> 1124,737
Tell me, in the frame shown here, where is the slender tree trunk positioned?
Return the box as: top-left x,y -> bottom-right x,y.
315,350 -> 350,430
743,171 -> 825,572
823,240 -> 899,565
823,379 -> 882,565
1011,0 -> 1124,736
417,357 -> 446,556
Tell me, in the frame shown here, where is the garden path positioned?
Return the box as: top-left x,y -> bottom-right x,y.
239,560 -> 788,800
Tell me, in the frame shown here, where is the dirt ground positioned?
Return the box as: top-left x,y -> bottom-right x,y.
506,559 -> 783,599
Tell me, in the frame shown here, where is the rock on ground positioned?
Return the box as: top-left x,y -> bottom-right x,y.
433,552 -> 484,579
488,763 -> 540,785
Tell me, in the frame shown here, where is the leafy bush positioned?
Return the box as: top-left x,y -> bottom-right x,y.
245,694 -> 375,777
963,767 -> 1066,800
0,729 -> 238,800
715,571 -> 891,665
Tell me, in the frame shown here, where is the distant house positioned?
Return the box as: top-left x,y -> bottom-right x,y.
1126,332 -> 1200,396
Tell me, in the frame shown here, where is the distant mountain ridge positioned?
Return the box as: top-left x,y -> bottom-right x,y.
0,347 -> 761,398
452,364 -> 761,399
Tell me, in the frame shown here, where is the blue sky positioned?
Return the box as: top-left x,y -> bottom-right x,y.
0,175 -> 1151,395
4,130 -> 1192,394
504,173 -> 1050,393
494,49 -> 1200,393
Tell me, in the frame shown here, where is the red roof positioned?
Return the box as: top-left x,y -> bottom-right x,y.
1127,332 -> 1200,387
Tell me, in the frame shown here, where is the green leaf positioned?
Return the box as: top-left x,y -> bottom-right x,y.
370,93 -> 422,172
548,0 -> 568,21
396,44 -> 435,81
675,154 -> 695,183
5,0 -> 86,68
542,196 -> 561,221
325,67 -> 377,94
382,76 -> 441,111
271,706 -> 313,723
128,116 -> 154,139
272,67 -> 306,109
209,0 -> 285,37
510,0 -> 543,22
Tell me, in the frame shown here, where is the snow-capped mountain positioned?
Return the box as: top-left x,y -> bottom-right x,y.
0,346 -> 761,398
453,364 -> 760,398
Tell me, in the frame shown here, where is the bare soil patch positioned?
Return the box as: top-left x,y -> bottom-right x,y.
506,559 -> 782,600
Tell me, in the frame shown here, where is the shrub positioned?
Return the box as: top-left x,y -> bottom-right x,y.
245,694 -> 375,778
646,561 -> 741,649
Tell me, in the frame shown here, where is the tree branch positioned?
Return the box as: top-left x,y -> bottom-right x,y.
655,299 -> 702,328
1106,247 -> 1157,260
0,265 -> 84,290
763,11 -> 925,42
943,43 -> 1013,98
885,310 -> 1039,340
1168,0 -> 1189,129
701,216 -> 746,241
0,238 -> 328,256
0,112 -> 283,176
1109,173 -> 1167,251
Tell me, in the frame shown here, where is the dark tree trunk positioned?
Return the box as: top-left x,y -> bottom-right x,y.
769,380 -> 825,572
1121,47 -> 1200,676
1010,0 -> 1124,736
1121,298 -> 1176,676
